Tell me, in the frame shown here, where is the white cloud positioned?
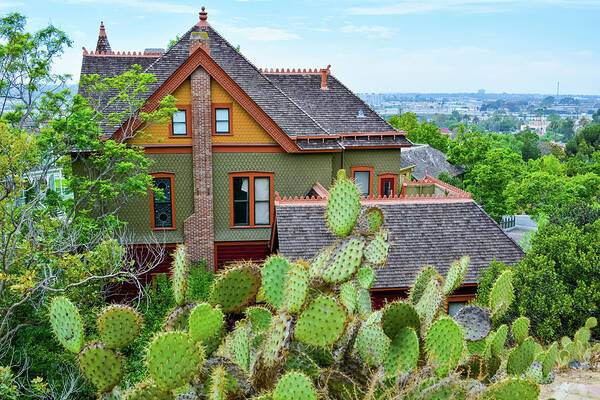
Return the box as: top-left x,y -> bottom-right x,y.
218,25 -> 300,41
0,1 -> 24,9
64,0 -> 198,14
341,24 -> 394,38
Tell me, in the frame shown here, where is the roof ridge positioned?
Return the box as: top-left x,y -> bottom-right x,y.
470,202 -> 527,256
141,26 -> 195,75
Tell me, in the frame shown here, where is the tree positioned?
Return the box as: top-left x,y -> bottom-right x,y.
387,112 -> 451,153
566,124 -> 600,158
592,108 -> 600,125
515,129 -> 541,161
447,125 -> 492,171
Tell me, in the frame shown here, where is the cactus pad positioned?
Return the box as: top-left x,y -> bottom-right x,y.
457,354 -> 487,381
425,317 -> 464,377
453,305 -> 491,341
273,371 -> 318,400
574,326 -> 591,343
384,327 -> 419,376
295,296 -> 347,347
467,338 -> 488,356
164,303 -> 196,331
49,296 -> 84,354
262,313 -> 292,367
482,378 -> 540,400
123,382 -> 171,400
356,324 -> 390,367
415,276 -> 444,333
357,289 -> 372,317
189,303 -> 224,342
97,304 -> 142,350
171,245 -> 187,305
284,262 -> 309,314
78,342 -> 124,393
542,342 -> 558,377
489,270 -> 514,319
355,206 -> 384,235
339,281 -> 358,313
512,316 -> 530,345
261,256 -> 291,309
308,246 -> 332,279
507,337 -> 535,376
357,266 -> 376,290
443,256 -> 469,296
322,238 -> 365,283
246,306 -> 272,333
363,231 -> 389,266
525,361 -> 554,384
145,331 -> 204,391
326,169 -> 361,237
381,301 -> 420,339
491,324 -> 508,358
209,263 -> 261,312
409,265 -> 439,305
232,323 -> 250,371
585,316 -> 598,329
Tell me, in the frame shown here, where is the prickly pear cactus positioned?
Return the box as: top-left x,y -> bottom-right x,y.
425,317 -> 464,377
49,296 -> 85,354
542,342 -> 558,377
489,270 -> 514,319
78,342 -> 124,393
585,316 -> 598,329
261,313 -> 292,367
308,246 -> 332,279
512,316 -> 530,345
357,288 -> 372,317
354,206 -> 384,235
363,231 -> 389,266
339,281 -> 358,313
188,303 -> 224,342
171,245 -> 187,306
415,276 -> 444,334
356,324 -> 390,367
295,296 -> 347,347
491,324 -> 509,358
381,301 -> 420,339
97,304 -> 142,349
507,337 -> 535,376
443,256 -> 469,295
453,305 -> 491,341
123,382 -> 170,400
246,306 -> 272,333
326,169 -> 361,237
322,237 -> 365,283
409,265 -> 439,305
208,263 -> 261,312
356,265 -> 376,290
273,371 -> 317,400
283,261 -> 309,314
482,378 -> 540,400
384,327 -> 419,376
261,255 -> 290,309
232,322 -> 251,372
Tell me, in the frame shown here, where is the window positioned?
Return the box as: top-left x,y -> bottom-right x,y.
448,301 -> 468,317
212,103 -> 233,135
351,166 -> 373,197
378,174 -> 398,197
229,172 -> 273,228
150,173 -> 175,230
170,106 -> 191,137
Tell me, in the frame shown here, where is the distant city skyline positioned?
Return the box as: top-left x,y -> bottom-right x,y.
5,0 -> 600,95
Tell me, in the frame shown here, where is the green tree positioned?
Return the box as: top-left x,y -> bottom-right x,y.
566,124 -> 600,158
447,126 -> 491,170
388,112 -> 451,153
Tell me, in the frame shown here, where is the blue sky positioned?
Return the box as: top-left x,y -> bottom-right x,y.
5,0 -> 600,94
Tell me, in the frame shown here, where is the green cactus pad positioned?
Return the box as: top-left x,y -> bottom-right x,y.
232,323 -> 250,372
308,246 -> 332,279
543,342 -> 558,377
467,338 -> 488,356
365,310 -> 382,326
381,301 -> 420,339
285,350 -> 320,379
384,327 -> 419,376
164,303 -> 196,331
246,306 -> 272,333
206,365 -> 237,400
171,245 -> 187,306
354,206 -> 384,235
78,342 -> 123,393
574,326 -> 591,343
425,317 -> 464,377
482,378 -> 540,400
489,270 -> 514,319
273,371 -> 318,400
415,276 -> 444,333
453,305 -> 491,341
526,361 -> 554,384
49,296 -> 84,354
363,231 -> 389,266
357,266 -> 376,290
262,313 -> 292,367
443,256 -> 469,296
261,255 -> 291,309
284,262 -> 309,314
209,263 -> 261,312
357,289 -> 372,317
189,303 -> 224,342
145,331 -> 204,391
356,324 -> 390,367
295,296 -> 347,347
491,324 -> 508,358
326,169 -> 361,237
97,304 -> 142,350
322,237 -> 365,283
585,316 -> 598,329
339,281 -> 358,313
123,382 -> 171,400
409,265 -> 439,305
512,316 -> 530,345
457,354 -> 487,380
507,337 -> 535,376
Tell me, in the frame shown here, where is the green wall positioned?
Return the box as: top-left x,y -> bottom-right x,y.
342,149 -> 403,195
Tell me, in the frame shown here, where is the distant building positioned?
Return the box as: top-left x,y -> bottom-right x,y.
521,120 -> 549,135
440,127 -> 452,135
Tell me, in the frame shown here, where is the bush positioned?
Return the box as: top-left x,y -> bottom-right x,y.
548,201 -> 600,229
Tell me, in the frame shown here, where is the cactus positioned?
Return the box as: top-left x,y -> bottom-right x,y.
363,231 -> 389,266
206,365 -> 236,400
357,288 -> 372,317
284,349 -> 320,379
246,306 -> 272,333
356,265 -> 376,290
284,261 -> 309,314
78,342 -> 124,393
467,338 -> 488,356
273,371 -> 317,400
97,304 -> 142,349
409,265 -> 439,305
326,169 -> 361,237
490,324 -> 508,358
232,322 -> 251,372
339,281 -> 358,313
123,382 -> 171,400
164,303 -> 197,331
295,296 -> 347,347
381,301 -> 420,339
354,206 -> 384,235
49,296 -> 85,354
262,255 -> 290,309
489,270 -> 514,319
384,327 -> 419,376
512,316 -> 530,345
356,324 -> 390,367
208,263 -> 261,312
507,337 -> 535,376
322,237 -> 365,283
443,256 -> 469,296
415,276 -> 444,334
171,245 -> 187,306
542,342 -> 558,377
261,313 -> 292,368
308,246 -> 332,279
482,378 -> 540,400
457,354 -> 487,380
453,305 -> 491,341
585,316 -> 598,329
425,317 -> 464,377
188,303 -> 224,342
145,331 -> 204,391
525,361 -> 554,384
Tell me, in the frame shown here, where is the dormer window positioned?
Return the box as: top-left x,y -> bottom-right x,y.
357,109 -> 366,118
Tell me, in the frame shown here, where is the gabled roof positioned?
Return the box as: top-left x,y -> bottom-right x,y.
275,184 -> 524,289
79,14 -> 410,151
400,144 -> 464,180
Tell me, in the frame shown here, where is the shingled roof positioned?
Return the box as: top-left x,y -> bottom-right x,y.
275,190 -> 525,289
400,144 -> 464,180
79,11 -> 409,150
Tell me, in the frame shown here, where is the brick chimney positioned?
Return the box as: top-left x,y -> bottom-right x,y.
320,65 -> 331,90
183,7 -> 215,269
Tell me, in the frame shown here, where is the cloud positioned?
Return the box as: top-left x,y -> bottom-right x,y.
218,25 -> 300,41
341,24 -> 394,38
64,0 -> 198,14
0,1 -> 24,9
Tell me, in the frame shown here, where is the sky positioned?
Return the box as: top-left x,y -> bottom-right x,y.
4,0 -> 600,95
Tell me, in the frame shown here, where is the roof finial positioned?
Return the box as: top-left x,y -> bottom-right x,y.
199,6 -> 208,21
99,21 -> 106,38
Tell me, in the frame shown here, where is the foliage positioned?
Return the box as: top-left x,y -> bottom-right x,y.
387,112 -> 451,153
566,124 -> 600,158
547,201 -> 600,229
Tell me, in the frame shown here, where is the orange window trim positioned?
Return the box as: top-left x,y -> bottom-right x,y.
350,166 -> 374,197
149,172 -> 176,231
377,173 -> 398,196
169,105 -> 192,138
212,103 -> 233,136
229,172 -> 274,229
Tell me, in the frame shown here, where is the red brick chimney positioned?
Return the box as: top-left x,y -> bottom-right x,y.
320,65 -> 331,90
184,7 -> 215,269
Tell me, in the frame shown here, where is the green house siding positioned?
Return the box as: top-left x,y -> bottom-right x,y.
118,153 -> 194,244
213,152 -> 333,242
342,149 -> 403,195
